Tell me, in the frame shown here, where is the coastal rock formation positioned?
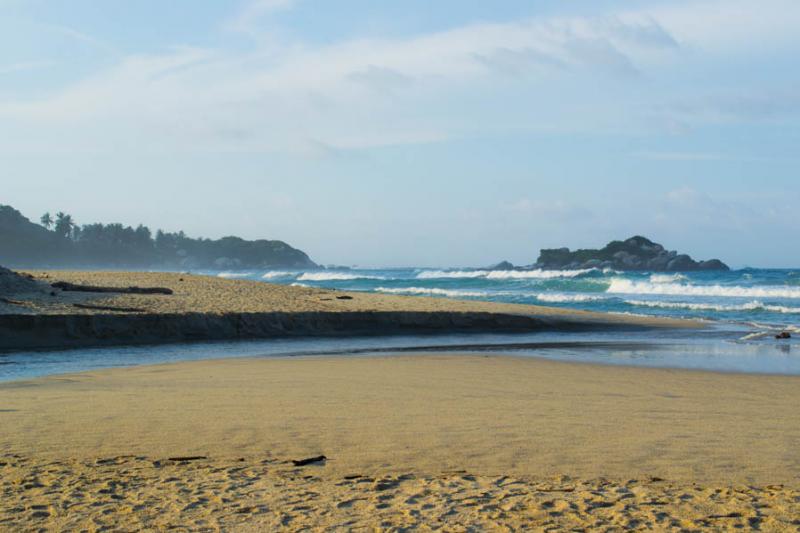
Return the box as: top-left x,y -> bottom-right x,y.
534,236 -> 729,272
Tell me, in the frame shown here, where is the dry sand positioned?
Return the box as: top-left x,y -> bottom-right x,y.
11,270 -> 692,323
1,354 -> 798,531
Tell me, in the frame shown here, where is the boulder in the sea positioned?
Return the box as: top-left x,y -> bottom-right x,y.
489,261 -> 515,271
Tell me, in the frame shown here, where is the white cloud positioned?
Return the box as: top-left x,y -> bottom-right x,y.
1,0 -> 799,155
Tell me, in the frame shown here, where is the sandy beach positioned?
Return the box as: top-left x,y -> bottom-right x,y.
0,271 -> 699,350
1,354 -> 798,531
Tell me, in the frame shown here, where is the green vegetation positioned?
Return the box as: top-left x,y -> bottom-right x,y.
0,205 -> 316,269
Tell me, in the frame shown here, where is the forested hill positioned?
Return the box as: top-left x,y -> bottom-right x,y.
0,205 -> 317,270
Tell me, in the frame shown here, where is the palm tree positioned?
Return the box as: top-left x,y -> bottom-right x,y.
54,212 -> 76,239
40,212 -> 53,230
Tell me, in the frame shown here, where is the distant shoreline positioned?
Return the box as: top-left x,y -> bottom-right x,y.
0,270 -> 701,351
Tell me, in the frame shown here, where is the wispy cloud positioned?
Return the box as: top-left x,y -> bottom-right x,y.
1,0 -> 799,156
41,23 -> 119,55
225,0 -> 298,35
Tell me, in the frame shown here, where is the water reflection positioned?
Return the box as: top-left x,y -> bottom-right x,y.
1,326 -> 798,382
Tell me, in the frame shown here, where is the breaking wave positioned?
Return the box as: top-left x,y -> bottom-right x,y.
217,272 -> 251,279
625,299 -> 800,314
297,272 -> 385,281
416,268 -> 596,280
415,270 -> 487,279
649,273 -> 687,283
375,287 -> 488,298
607,279 -> 800,299
535,293 -> 608,303
262,271 -> 293,279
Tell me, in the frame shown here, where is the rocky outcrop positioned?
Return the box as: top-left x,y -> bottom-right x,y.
534,236 -> 729,272
488,261 -> 515,271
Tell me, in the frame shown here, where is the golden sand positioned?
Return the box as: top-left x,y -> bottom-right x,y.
15,271 -> 696,328
1,355 -> 798,530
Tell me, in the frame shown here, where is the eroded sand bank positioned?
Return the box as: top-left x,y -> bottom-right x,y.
1,354 -> 798,530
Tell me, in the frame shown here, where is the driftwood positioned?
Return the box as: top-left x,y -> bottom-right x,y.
167,456 -> 207,462
73,303 -> 146,313
291,455 -> 327,467
52,281 -> 173,295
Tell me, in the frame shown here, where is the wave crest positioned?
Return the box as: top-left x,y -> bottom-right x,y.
416,268 -> 596,280
375,287 -> 487,298
608,279 -> 800,299
262,271 -> 293,279
297,272 -> 385,281
536,293 -> 607,303
217,272 -> 251,279
649,273 -> 687,283
625,299 -> 800,314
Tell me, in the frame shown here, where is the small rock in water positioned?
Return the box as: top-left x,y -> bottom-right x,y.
775,331 -> 791,339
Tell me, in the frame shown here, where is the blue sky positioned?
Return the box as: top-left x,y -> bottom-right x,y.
1,0 -> 799,267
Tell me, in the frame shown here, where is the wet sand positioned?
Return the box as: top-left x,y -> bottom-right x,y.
1,354 -> 798,530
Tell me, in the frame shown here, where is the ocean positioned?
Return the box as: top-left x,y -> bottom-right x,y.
217,266 -> 800,336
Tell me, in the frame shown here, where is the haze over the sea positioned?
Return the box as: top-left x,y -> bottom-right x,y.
2,0 -> 799,267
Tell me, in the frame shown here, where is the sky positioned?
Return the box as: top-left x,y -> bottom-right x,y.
1,0 -> 799,268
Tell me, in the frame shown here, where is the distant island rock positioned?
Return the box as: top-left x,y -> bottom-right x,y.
533,236 -> 729,272
0,204 -> 317,270
487,260 -> 516,271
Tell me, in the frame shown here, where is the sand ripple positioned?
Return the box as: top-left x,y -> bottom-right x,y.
2,454 -> 798,531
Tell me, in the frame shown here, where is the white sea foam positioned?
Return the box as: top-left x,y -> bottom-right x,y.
625,299 -> 800,314
416,270 -> 487,279
217,272 -> 251,279
416,268 -> 595,280
649,273 -> 687,283
261,271 -> 293,279
375,287 -> 488,298
290,282 -> 310,288
607,279 -> 800,299
486,268 -> 595,279
297,272 -> 385,281
739,331 -> 772,341
536,293 -> 607,303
